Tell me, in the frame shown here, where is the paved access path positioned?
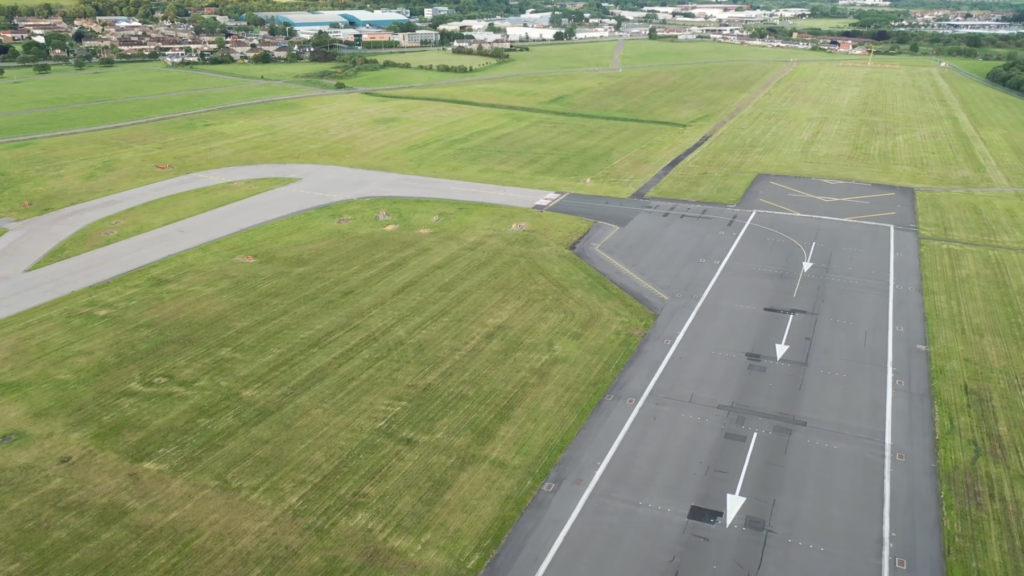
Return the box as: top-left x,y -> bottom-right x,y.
0,164 -> 558,320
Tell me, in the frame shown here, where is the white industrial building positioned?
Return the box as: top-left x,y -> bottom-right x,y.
503,26 -> 561,41
424,6 -> 451,19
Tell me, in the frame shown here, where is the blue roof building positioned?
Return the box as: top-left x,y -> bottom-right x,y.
325,10 -> 411,27
253,10 -> 410,28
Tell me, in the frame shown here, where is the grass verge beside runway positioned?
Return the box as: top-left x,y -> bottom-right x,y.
918,190 -> 1024,249
30,178 -> 297,270
652,63 -> 1024,202
918,191 -> 1024,576
0,198 -> 653,576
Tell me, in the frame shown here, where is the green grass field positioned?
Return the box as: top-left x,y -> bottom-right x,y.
0,67 -> 250,113
620,39 -> 849,67
386,62 -> 785,127
31,178 -> 296,269
652,62 -> 1024,202
945,58 -> 1002,79
918,190 -> 1024,248
0,83 -> 315,138
916,191 -> 1024,576
0,89 -> 699,218
0,198 -> 652,576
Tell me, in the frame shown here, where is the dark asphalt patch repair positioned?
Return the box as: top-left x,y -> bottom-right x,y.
687,505 -> 724,525
717,405 -> 808,427
630,134 -> 713,199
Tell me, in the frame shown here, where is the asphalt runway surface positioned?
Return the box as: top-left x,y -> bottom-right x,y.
488,179 -> 942,575
0,164 -> 559,320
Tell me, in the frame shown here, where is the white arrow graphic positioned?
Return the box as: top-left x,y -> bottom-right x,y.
802,241 -> 816,272
775,314 -> 794,361
726,431 -> 758,528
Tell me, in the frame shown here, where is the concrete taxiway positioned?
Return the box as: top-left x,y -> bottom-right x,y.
486,176 -> 942,576
0,164 -> 558,320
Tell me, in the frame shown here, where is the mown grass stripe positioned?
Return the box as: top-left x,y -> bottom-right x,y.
363,91 -> 691,128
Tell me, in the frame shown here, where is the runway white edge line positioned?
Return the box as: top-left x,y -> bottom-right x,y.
533,210 -> 758,576
882,224 -> 894,576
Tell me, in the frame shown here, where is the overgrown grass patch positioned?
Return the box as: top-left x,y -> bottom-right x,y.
0,198 -> 652,576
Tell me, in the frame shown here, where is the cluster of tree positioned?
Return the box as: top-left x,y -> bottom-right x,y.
381,59 -> 412,68
438,30 -> 473,46
0,38 -> 49,62
416,62 -> 474,73
552,26 -> 576,41
851,9 -> 910,29
204,53 -> 237,64
987,58 -> 1024,92
451,45 -> 509,59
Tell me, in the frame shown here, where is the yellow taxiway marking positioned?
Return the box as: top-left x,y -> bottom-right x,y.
771,181 -> 825,201
759,198 -> 801,214
846,212 -> 897,221
833,192 -> 896,202
771,182 -> 896,204
594,225 -> 669,301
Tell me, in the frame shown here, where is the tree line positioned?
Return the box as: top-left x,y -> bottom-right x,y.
987,58 -> 1024,93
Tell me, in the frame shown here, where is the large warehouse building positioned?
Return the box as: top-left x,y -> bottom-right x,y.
255,10 -> 411,28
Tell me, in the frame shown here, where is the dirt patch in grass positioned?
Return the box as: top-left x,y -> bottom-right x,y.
336,217 -> 353,224
383,224 -> 399,231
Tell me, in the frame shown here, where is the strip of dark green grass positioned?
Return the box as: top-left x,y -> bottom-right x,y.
364,91 -> 691,128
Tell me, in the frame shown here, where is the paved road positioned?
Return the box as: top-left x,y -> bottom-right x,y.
488,186 -> 943,575
610,39 -> 625,69
0,164 -> 558,320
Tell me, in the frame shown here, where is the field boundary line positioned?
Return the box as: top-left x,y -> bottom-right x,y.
363,92 -> 691,128
0,91 -> 330,144
943,62 -> 1024,103
919,236 -> 1024,252
533,210 -> 757,576
0,83 -> 273,117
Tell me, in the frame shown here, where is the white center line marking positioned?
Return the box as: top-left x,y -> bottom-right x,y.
882,224 -> 894,576
726,431 -> 758,527
533,211 -> 758,576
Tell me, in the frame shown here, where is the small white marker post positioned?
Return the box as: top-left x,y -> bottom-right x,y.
802,241 -> 816,272
775,315 -> 794,361
726,432 -> 758,527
